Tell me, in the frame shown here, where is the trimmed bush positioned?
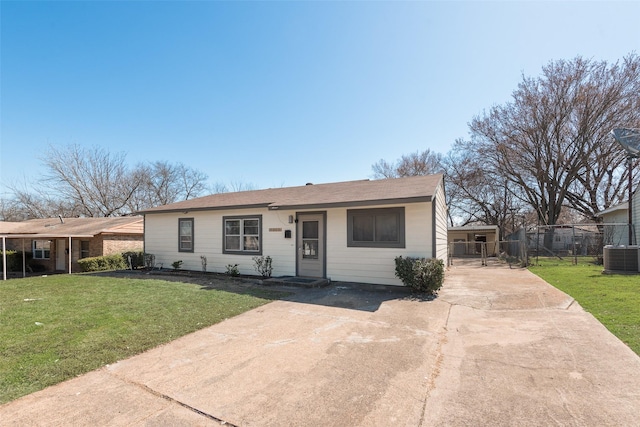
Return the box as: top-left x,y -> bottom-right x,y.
77,254 -> 127,272
122,251 -> 145,269
394,256 -> 445,294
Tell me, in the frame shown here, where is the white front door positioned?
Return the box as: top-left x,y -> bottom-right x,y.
297,213 -> 325,278
56,239 -> 66,271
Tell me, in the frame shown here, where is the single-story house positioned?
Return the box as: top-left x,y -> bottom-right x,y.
447,225 -> 500,257
1,216 -> 144,279
139,174 -> 448,286
595,202 -> 631,246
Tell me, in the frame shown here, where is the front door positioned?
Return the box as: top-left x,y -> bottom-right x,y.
56,239 -> 66,271
297,213 -> 325,278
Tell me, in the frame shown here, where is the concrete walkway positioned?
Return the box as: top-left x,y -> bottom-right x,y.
2,260 -> 640,426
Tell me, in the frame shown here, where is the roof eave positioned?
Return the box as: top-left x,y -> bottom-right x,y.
268,196 -> 433,211
1,233 -> 96,239
139,203 -> 273,215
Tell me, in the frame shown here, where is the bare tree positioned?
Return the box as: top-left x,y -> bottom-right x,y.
40,144 -> 143,217
371,149 -> 443,179
0,197 -> 22,221
128,161 -> 209,211
468,54 -> 640,249
3,179 -> 83,220
442,140 -> 526,232
4,146 -> 210,218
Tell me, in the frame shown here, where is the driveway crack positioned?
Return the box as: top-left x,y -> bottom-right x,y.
108,371 -> 236,426
419,301 -> 452,424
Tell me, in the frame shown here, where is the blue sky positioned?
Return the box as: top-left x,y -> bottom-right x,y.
1,1 -> 639,194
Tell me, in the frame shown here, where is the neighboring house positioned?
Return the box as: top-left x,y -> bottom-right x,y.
447,225 -> 500,257
595,202 -> 630,246
140,174 -> 448,286
1,216 -> 144,279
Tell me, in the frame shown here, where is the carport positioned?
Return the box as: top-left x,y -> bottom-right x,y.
1,233 -> 87,280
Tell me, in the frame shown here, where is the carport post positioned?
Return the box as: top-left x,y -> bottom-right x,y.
22,239 -> 26,278
68,236 -> 72,274
2,237 -> 6,281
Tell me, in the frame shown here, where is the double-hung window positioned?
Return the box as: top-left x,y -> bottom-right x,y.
347,207 -> 405,248
178,218 -> 194,252
33,240 -> 51,259
223,215 -> 262,254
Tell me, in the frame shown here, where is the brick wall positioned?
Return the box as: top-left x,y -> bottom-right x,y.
102,235 -> 143,255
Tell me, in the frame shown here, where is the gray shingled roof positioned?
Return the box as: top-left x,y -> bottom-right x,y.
140,174 -> 444,214
0,217 -> 143,238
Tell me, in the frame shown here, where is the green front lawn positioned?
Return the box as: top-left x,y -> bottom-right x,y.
529,258 -> 640,355
0,274 -> 283,404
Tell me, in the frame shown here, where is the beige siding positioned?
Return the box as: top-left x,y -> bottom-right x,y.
144,209 -> 296,276
144,200 -> 441,286
602,210 -> 630,245
322,203 -> 433,286
433,180 -> 448,264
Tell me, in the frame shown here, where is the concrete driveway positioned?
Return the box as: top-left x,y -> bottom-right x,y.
2,260 -> 640,426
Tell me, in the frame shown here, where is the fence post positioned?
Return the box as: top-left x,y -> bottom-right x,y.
481,242 -> 487,266
573,225 -> 577,265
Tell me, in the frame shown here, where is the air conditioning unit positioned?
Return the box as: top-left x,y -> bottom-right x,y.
603,246 -> 639,273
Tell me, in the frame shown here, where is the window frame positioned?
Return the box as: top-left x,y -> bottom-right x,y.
222,215 -> 263,255
32,240 -> 51,259
347,207 -> 405,248
178,218 -> 194,253
80,240 -> 90,259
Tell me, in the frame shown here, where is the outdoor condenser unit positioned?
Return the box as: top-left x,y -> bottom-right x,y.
602,245 -> 639,273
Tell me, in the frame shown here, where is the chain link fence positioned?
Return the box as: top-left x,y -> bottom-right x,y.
449,223 -> 633,266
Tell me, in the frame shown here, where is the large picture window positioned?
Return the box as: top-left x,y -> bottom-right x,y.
223,215 -> 262,254
178,218 -> 194,252
347,207 -> 405,248
33,240 -> 51,259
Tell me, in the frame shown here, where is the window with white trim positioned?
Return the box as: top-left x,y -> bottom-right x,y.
179,218 -> 194,252
347,207 -> 405,248
223,215 -> 262,254
33,240 -> 51,259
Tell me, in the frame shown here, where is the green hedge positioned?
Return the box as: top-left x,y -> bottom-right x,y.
122,251 -> 145,269
77,254 -> 127,272
394,256 -> 445,294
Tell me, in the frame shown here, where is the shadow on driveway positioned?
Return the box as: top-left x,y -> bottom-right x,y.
91,270 -> 424,313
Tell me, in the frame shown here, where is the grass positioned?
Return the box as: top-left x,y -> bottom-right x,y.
529,257 -> 640,356
0,274 -> 284,404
